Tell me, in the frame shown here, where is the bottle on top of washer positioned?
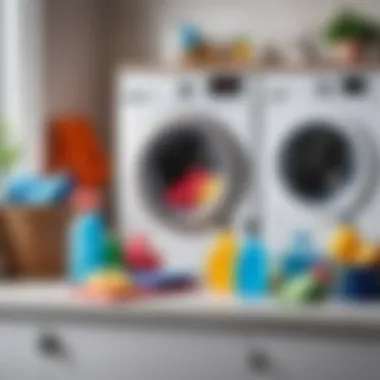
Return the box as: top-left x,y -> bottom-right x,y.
281,230 -> 319,281
204,217 -> 239,295
236,219 -> 269,299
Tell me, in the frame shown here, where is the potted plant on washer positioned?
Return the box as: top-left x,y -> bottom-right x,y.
324,8 -> 379,64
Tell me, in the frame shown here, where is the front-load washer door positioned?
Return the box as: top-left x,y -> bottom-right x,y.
275,118 -> 376,220
135,113 -> 250,232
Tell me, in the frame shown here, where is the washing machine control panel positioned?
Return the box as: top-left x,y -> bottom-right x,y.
342,74 -> 368,96
265,73 -> 371,104
208,74 -> 243,96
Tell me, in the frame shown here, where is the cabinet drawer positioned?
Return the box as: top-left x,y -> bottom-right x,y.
43,326 -> 247,380
246,334 -> 380,380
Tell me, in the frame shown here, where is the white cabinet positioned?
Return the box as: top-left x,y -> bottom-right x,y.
246,334 -> 380,380
39,326 -> 248,380
1,321 -> 380,380
0,324 -> 45,380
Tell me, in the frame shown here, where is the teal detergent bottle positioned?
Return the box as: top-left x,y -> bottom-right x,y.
68,211 -> 105,285
282,230 -> 319,281
236,220 -> 269,299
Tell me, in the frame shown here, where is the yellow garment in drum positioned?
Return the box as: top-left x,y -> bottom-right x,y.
197,176 -> 224,206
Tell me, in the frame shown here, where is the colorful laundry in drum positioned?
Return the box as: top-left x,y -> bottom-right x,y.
164,166 -> 224,210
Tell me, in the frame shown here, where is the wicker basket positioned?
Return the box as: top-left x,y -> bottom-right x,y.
1,206 -> 71,279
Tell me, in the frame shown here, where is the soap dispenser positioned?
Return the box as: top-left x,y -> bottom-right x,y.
236,219 -> 269,299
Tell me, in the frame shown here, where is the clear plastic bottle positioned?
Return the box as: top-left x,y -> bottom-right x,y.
282,230 -> 319,281
236,220 -> 269,299
204,220 -> 239,295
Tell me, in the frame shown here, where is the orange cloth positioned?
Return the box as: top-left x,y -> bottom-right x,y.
46,116 -> 109,189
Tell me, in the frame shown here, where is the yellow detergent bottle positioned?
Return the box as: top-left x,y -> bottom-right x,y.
204,220 -> 239,295
328,220 -> 361,266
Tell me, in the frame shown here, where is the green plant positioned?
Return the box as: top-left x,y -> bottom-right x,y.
325,9 -> 379,45
0,121 -> 19,173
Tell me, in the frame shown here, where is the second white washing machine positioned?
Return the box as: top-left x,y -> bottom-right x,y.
116,70 -> 262,272
262,71 -> 380,253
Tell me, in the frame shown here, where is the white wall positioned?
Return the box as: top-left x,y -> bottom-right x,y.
114,0 -> 380,63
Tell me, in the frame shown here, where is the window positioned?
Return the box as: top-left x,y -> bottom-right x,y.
1,0 -> 22,138
0,0 -> 44,171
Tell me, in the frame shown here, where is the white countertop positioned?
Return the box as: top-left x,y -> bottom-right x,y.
0,283 -> 379,333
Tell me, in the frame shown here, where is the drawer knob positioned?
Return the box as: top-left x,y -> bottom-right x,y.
37,333 -> 64,357
247,350 -> 272,374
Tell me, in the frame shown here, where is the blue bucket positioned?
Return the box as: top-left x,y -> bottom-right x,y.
339,267 -> 380,301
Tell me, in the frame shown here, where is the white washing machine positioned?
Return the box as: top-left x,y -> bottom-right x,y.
262,71 -> 380,253
116,70 -> 261,272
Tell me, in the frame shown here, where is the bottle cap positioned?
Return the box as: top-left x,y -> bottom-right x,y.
245,219 -> 260,236
71,187 -> 102,213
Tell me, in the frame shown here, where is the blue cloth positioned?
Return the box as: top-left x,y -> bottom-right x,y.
2,173 -> 74,205
133,271 -> 195,290
2,174 -> 39,204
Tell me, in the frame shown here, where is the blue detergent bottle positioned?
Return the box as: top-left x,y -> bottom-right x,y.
236,220 -> 269,299
68,211 -> 106,285
282,230 -> 319,281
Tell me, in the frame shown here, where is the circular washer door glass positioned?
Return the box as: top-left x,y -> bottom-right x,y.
138,116 -> 250,231
279,122 -> 355,203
